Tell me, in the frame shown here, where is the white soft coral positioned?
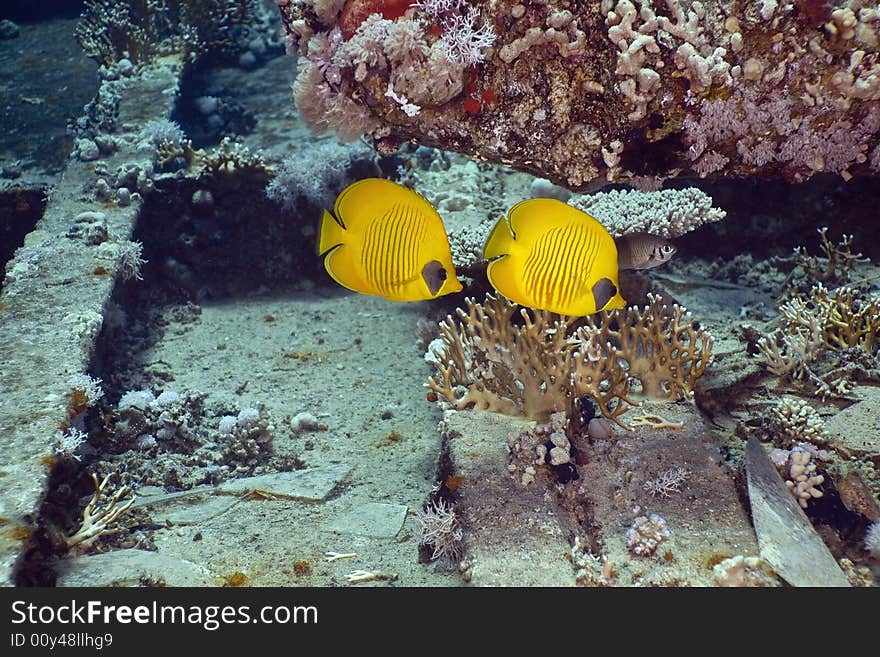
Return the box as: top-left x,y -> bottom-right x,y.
437,7 -> 496,65
865,521 -> 880,558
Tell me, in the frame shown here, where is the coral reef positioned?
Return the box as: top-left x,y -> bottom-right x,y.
265,139 -> 379,210
277,0 -> 880,189
97,388 -> 281,489
755,229 -> 880,399
77,0 -> 263,66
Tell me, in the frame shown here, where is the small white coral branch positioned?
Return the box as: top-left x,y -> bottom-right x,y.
437,6 -> 496,65
65,473 -> 135,549
119,241 -> 147,281
643,466 -> 690,498
384,81 -> 421,116
345,570 -> 397,583
66,373 -> 105,407
54,428 -> 88,461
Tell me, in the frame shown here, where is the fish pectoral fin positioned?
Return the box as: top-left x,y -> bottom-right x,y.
592,277 -> 618,312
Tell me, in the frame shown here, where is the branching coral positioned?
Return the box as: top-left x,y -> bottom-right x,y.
784,449 -> 826,508
643,466 -> 690,498
198,137 -> 267,174
572,294 -> 715,400
769,442 -> 829,509
757,280 -> 880,398
570,187 -> 726,239
793,227 -> 868,287
803,284 -> 880,352
415,498 -> 463,562
425,294 -> 636,426
626,513 -> 670,556
768,397 -> 829,447
65,473 -> 136,550
756,228 -> 878,399
425,293 -> 713,427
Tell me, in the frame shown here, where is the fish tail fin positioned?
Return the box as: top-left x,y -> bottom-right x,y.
483,214 -> 514,260
318,209 -> 346,256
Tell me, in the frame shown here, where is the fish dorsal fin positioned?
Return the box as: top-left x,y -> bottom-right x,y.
506,198 -> 605,240
333,178 -> 437,232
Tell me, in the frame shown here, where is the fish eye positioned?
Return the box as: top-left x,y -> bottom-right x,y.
438,267 -> 447,281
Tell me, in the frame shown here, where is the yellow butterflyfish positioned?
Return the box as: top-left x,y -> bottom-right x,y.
483,198 -> 625,315
318,178 -> 463,301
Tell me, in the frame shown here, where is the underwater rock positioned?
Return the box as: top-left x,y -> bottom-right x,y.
278,0 -> 880,189
442,410 -> 577,586
0,20 -> 20,40
836,471 -> 880,522
578,400 -> 759,586
55,549 -> 214,587
822,386 -> 880,458
0,56 -> 183,586
745,436 -> 850,587
74,138 -> 100,162
216,464 -> 352,501
321,502 -> 409,538
141,494 -> 241,527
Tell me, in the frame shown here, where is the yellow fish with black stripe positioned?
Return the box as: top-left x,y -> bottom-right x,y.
483,198 -> 625,315
318,178 -> 463,301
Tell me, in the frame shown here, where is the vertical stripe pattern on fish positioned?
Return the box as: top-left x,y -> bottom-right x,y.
483,198 -> 624,315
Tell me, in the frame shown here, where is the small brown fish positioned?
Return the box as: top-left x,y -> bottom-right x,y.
615,232 -> 676,271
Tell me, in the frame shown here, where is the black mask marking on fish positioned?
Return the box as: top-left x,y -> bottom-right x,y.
653,244 -> 676,262
422,260 -> 447,296
592,278 -> 617,311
